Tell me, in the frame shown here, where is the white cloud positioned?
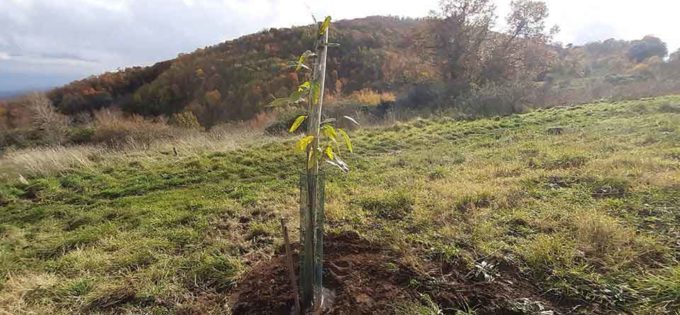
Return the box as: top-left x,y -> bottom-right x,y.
543,0 -> 679,49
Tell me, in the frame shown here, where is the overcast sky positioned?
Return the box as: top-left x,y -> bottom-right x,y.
1,0 -> 678,92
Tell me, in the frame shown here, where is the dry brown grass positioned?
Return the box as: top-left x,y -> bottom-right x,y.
91,109 -> 177,147
573,210 -> 635,259
350,89 -> 396,105
0,120 -> 275,182
0,273 -> 59,315
0,145 -> 106,179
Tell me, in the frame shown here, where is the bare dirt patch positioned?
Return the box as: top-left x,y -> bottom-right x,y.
229,231 -> 574,314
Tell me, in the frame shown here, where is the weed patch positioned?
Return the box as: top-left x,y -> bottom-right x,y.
357,191 -> 414,220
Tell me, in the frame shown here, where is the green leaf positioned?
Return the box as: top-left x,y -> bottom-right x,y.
311,82 -> 321,104
322,124 -> 337,142
295,135 -> 315,152
295,50 -> 314,72
319,16 -> 331,35
288,89 -> 305,103
343,115 -> 360,126
289,115 -> 307,133
324,146 -> 334,160
338,128 -> 353,153
267,97 -> 290,108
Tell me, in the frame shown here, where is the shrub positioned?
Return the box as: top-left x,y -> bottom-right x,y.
350,89 -> 396,106
0,128 -> 43,149
67,127 -> 95,144
91,109 -> 176,147
398,83 -> 445,109
27,93 -> 70,145
455,82 -> 532,117
170,111 -> 202,129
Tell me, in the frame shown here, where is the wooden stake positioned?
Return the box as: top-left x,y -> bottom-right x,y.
280,217 -> 301,315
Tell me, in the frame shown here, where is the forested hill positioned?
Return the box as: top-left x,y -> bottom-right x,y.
47,16 -> 432,127
40,14 -> 680,129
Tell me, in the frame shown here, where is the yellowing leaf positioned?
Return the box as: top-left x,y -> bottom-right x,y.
320,16 -> 331,35
338,128 -> 353,153
322,124 -> 337,142
289,115 -> 307,133
295,50 -> 314,72
324,146 -> 334,160
298,81 -> 311,92
295,135 -> 315,152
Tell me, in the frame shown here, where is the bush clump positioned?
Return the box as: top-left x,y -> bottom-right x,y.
90,110 -> 176,147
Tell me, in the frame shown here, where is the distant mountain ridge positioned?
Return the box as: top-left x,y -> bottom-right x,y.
0,89 -> 48,101
0,91 -> 21,100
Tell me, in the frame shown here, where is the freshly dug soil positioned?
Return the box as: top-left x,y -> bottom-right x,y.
229,231 -> 571,314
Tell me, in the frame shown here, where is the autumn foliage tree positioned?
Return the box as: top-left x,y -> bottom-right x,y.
427,0 -> 556,90
428,0 -> 497,88
627,35 -> 668,63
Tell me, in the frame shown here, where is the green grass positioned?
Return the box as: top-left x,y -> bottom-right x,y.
1,96 -> 679,314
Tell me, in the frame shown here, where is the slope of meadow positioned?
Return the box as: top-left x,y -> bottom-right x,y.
1,96 -> 679,314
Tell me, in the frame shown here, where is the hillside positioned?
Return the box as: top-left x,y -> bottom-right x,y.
1,95 -> 678,314
46,16 -> 431,126
40,17 -> 680,127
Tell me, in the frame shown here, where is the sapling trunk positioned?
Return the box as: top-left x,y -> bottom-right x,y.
300,23 -> 330,311
276,17 -> 347,312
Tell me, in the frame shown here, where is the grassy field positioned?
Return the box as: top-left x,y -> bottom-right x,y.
1,96 -> 679,314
